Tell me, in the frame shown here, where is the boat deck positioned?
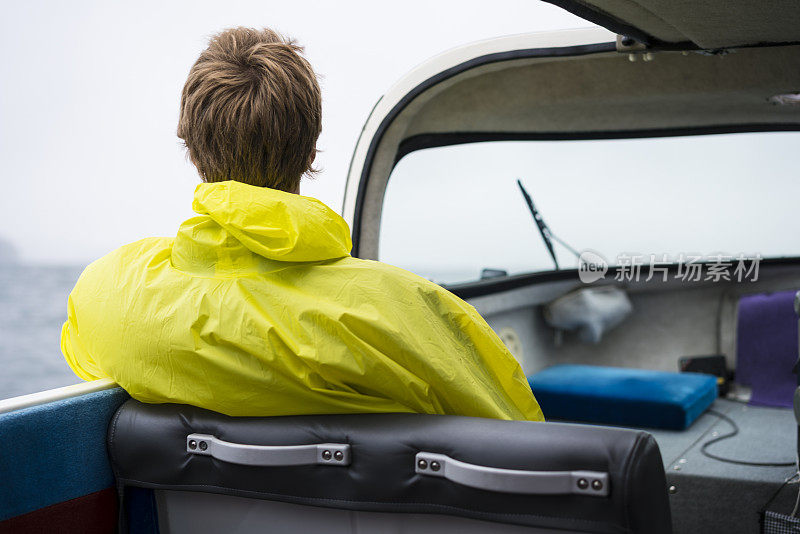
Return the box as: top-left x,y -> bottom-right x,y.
640,399 -> 796,533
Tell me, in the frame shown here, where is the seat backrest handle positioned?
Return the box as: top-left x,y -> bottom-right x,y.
187,433 -> 351,466
415,452 -> 608,497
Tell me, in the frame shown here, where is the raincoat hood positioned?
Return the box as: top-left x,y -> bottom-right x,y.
173,181 -> 352,275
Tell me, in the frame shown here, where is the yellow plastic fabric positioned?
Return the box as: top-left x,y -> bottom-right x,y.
61,181 -> 543,421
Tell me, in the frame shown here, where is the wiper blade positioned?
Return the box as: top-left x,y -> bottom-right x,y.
516,179 -> 581,270
517,179 -> 559,269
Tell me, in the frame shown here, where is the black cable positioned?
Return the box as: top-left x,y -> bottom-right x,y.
700,409 -> 796,467
758,473 -> 800,520
759,476 -> 793,516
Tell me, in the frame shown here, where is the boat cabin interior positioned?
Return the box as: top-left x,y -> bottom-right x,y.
2,2 -> 800,533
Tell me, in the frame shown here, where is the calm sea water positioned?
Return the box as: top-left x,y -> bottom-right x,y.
0,264 -> 85,400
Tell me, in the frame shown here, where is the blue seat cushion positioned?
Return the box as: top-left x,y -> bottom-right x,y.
529,364 -> 718,430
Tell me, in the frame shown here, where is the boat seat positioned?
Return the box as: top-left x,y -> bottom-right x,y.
107,399 -> 672,534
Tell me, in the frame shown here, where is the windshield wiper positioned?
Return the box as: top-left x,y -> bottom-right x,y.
516,179 -> 581,270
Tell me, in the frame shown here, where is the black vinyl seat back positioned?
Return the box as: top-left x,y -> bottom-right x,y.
108,400 -> 672,533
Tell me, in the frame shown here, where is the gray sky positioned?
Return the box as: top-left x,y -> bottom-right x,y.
0,0 -> 588,264
380,134 -> 800,284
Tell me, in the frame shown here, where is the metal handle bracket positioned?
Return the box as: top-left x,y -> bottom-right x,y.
415,452 -> 608,497
187,433 -> 350,467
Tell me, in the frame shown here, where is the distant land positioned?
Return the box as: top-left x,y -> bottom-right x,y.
0,238 -> 18,264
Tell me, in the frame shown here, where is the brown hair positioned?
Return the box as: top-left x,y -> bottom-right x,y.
178,27 -> 321,192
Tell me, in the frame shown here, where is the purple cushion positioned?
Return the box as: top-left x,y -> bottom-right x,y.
736,290 -> 798,408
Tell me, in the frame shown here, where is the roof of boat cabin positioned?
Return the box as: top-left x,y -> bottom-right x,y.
341,27 -> 800,259
543,0 -> 800,49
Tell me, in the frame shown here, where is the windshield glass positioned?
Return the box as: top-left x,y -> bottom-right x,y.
379,132 -> 800,285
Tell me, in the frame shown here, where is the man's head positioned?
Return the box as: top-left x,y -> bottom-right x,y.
178,27 -> 321,193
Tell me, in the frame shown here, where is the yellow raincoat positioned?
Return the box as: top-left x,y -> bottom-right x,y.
61,181 -> 543,420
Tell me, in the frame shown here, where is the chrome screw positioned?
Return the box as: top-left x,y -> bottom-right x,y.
199,441 -> 208,451
322,450 -> 332,461
591,480 -> 603,491
430,461 -> 441,472
417,459 -> 428,470
577,478 -> 589,489
188,440 -> 197,450
669,485 -> 678,494
334,451 -> 344,461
